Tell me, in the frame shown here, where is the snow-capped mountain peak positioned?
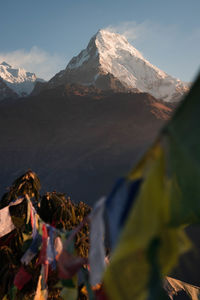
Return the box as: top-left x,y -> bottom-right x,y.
45,29 -> 190,102
0,61 -> 44,98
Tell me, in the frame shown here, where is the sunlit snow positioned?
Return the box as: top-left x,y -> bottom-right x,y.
0,62 -> 40,96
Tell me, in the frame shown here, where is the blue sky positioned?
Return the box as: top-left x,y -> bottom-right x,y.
0,0 -> 199,81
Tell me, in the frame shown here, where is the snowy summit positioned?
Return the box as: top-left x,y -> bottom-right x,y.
50,29 -> 189,102
0,61 -> 44,98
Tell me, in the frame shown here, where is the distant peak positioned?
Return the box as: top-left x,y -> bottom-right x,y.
1,61 -> 12,68
0,61 -> 43,97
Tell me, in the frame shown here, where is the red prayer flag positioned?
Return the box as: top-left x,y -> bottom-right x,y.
14,266 -> 32,290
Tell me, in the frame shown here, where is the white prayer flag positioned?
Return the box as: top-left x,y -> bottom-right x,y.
0,206 -> 15,237
89,197 -> 106,286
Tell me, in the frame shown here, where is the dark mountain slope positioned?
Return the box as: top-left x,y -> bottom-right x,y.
0,85 -> 174,204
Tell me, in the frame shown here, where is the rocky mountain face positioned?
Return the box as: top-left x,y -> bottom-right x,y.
0,77 -> 18,101
33,30 -> 189,102
0,84 -> 175,204
0,61 -> 44,100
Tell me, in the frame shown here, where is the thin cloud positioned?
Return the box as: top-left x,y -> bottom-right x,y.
104,20 -> 179,47
0,46 -> 66,80
104,21 -> 149,42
